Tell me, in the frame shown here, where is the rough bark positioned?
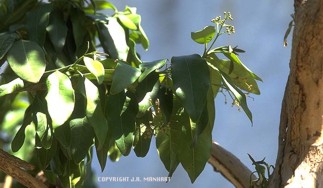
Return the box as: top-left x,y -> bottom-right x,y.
269,0 -> 323,187
0,149 -> 47,188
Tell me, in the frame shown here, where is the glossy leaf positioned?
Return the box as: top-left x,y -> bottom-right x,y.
138,59 -> 167,82
7,40 -> 46,83
134,125 -> 153,157
0,33 -> 17,59
139,25 -> 149,50
46,10 -> 67,51
191,26 -> 215,44
117,14 -> 137,30
35,112 -> 52,149
171,54 -> 210,122
106,92 -> 137,156
83,57 -> 105,84
0,78 -> 24,97
84,78 -> 108,150
45,71 -> 75,127
26,3 -> 51,45
97,17 -> 129,61
11,124 -> 26,152
221,74 -> 253,123
55,123 -> 71,149
110,62 -> 141,95
70,118 -> 95,163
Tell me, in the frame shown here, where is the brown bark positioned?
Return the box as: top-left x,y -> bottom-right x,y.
269,0 -> 323,187
0,149 -> 47,188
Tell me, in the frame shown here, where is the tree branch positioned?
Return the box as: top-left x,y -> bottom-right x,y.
0,149 -> 47,188
208,142 -> 258,188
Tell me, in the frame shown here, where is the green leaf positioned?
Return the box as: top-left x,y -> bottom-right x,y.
106,92 -> 137,156
70,118 -> 95,163
0,33 -> 17,59
139,25 -> 149,50
108,144 -> 122,162
206,62 -> 222,97
37,140 -> 57,169
110,62 -> 141,95
45,71 -> 75,127
221,74 -> 253,122
46,10 -> 67,51
171,54 -> 210,122
84,78 -> 108,150
138,59 -> 167,82
26,3 -> 51,45
97,17 -> 129,61
7,40 -> 46,83
0,78 -> 24,97
133,125 -> 153,157
224,52 -> 262,81
179,120 -> 212,183
11,124 -> 26,152
117,14 -> 137,30
54,123 -> 71,149
83,57 -> 105,84
191,26 -> 216,44
35,112 -> 52,149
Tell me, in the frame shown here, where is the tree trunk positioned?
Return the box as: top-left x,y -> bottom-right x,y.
269,0 -> 323,187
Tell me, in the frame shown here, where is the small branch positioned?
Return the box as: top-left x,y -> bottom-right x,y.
208,142 -> 258,188
0,149 -> 47,188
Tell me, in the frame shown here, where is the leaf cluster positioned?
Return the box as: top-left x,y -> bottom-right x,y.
0,1 -> 261,187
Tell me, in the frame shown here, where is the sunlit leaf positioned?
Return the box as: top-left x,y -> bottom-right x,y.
221,74 -> 253,123
191,26 -> 215,44
84,78 -> 108,150
171,54 -> 210,122
97,17 -> 129,61
7,40 -> 46,83
0,78 -> 24,97
110,62 -> 141,95
117,14 -> 137,30
45,71 -> 75,127
83,57 -> 105,84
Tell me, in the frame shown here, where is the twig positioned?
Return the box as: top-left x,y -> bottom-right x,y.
208,142 -> 259,188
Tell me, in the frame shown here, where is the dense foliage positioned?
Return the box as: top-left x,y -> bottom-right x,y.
0,0 -> 261,187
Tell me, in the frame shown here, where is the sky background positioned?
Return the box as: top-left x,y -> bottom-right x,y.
93,1 -> 294,187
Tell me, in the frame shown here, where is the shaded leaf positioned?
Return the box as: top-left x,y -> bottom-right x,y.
110,62 -> 141,95
46,10 -> 67,51
70,118 -> 95,163
54,123 -> 71,149
171,54 -> 210,122
134,125 -> 153,157
138,59 -> 167,82
26,3 -> 51,45
45,71 -> 75,127
7,40 -> 46,83
0,32 -> 17,59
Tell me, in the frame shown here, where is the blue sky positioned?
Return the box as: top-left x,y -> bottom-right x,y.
94,1 -> 294,187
